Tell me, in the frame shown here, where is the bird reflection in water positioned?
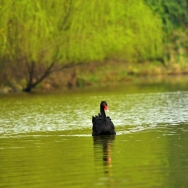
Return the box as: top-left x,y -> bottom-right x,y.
93,135 -> 115,186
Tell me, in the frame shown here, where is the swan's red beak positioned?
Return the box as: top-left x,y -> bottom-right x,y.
104,105 -> 109,112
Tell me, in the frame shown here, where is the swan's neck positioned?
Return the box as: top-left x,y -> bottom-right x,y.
100,107 -> 106,119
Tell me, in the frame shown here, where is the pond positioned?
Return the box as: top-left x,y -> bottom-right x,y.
1,81 -> 188,187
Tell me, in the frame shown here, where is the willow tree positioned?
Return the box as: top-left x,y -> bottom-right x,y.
68,0 -> 163,62
0,0 -> 163,92
121,1 -> 163,62
0,0 -> 74,92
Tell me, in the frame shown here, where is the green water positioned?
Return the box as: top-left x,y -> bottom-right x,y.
1,83 -> 188,187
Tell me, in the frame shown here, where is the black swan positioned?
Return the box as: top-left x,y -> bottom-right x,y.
92,101 -> 116,136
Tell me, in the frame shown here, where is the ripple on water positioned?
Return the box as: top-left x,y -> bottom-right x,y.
0,91 -> 188,137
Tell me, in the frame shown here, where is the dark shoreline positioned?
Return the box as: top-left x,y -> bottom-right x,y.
1,74 -> 188,95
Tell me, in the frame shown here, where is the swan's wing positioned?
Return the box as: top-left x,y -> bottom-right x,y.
92,116 -> 103,136
106,117 -> 116,132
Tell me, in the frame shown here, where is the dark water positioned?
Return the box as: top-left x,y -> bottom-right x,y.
1,83 -> 188,187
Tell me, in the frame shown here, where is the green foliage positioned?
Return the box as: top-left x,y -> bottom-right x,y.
0,0 -> 163,64
121,1 -> 163,61
68,0 -> 163,62
0,0 -> 68,65
0,0 -> 164,91
144,0 -> 188,65
144,0 -> 188,31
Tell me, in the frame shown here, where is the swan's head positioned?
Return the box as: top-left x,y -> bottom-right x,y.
100,101 -> 109,112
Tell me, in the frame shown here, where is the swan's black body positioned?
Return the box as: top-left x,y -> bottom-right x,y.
92,101 -> 116,136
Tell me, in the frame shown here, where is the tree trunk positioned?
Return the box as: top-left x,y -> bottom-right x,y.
22,61 -> 56,92
22,84 -> 33,92
22,61 -> 35,92
22,61 -> 77,92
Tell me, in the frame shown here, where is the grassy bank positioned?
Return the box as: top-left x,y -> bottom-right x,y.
34,60 -> 188,91
1,59 -> 188,94
1,56 -> 188,94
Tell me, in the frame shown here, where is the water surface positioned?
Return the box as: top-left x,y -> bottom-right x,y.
1,84 -> 188,187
